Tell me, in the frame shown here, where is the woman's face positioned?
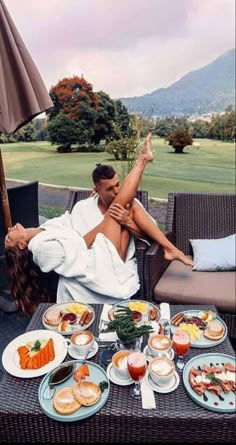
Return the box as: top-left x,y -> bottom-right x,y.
5,223 -> 27,249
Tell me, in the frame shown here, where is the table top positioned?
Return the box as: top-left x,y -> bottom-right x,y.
0,303 -> 235,443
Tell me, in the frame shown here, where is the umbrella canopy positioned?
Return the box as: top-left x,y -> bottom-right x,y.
0,0 -> 53,229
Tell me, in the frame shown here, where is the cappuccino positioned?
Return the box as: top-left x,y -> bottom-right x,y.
67,330 -> 94,356
148,334 -> 172,357
112,350 -> 131,380
149,356 -> 175,386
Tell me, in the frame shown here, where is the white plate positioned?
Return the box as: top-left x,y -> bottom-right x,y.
170,310 -> 227,348
106,362 -> 133,386
143,344 -> 175,362
146,370 -> 180,394
42,302 -> 95,336
2,330 -> 68,378
68,341 -> 99,360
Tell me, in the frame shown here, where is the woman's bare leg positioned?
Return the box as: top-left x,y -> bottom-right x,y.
131,202 -> 194,266
83,133 -> 153,259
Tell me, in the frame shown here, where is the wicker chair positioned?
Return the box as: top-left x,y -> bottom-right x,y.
66,188 -> 150,298
144,192 -> 236,340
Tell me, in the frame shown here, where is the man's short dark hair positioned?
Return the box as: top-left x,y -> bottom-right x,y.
92,164 -> 116,184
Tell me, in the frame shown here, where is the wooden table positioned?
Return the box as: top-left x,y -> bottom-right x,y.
0,303 -> 235,443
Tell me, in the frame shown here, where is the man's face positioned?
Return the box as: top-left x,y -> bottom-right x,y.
94,173 -> 120,208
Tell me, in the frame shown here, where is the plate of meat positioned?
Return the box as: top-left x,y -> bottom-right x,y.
183,353 -> 236,412
170,310 -> 227,348
42,302 -> 95,336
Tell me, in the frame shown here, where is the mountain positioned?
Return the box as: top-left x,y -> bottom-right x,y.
120,49 -> 235,116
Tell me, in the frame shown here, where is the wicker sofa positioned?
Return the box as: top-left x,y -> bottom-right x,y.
144,192 -> 236,340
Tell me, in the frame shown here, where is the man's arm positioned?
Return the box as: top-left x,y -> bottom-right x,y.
108,202 -> 151,240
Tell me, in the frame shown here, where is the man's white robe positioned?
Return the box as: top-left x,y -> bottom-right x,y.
28,196 -> 140,304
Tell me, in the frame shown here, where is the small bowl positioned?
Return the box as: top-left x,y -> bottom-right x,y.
62,313 -> 77,324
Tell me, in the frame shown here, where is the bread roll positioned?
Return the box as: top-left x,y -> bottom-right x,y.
204,320 -> 224,340
53,386 -> 81,415
73,381 -> 101,406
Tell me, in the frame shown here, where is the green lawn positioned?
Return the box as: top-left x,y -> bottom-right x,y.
2,138 -> 235,199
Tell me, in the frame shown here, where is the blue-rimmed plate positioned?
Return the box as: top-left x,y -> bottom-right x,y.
183,353 -> 236,413
170,310 -> 227,348
39,360 -> 110,422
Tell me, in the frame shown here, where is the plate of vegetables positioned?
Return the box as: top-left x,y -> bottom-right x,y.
2,330 -> 68,378
105,300 -> 160,346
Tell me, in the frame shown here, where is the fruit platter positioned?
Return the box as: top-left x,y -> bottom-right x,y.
42,302 -> 95,336
170,310 -> 227,348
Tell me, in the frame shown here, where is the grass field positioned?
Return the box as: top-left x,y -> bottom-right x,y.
2,138 -> 235,199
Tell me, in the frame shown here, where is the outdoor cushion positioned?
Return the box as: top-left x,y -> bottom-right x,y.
190,234 -> 236,271
154,259 -> 236,313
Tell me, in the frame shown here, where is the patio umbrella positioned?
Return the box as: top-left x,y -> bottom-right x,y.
0,0 -> 53,229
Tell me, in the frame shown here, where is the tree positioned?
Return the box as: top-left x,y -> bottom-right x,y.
166,127 -> 193,153
91,91 -> 116,145
47,76 -> 98,150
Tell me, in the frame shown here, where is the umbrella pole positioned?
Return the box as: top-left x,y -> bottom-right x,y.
0,148 -> 12,230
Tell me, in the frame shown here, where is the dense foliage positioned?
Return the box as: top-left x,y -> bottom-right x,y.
165,127 -> 193,153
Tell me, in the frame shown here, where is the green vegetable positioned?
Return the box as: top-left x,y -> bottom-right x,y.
105,307 -> 153,340
99,381 -> 108,393
31,340 -> 41,352
206,373 -> 222,386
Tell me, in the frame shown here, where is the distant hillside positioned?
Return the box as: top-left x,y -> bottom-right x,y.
120,49 -> 235,116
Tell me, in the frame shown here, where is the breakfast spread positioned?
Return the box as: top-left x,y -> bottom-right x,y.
189,362 -> 236,397
171,311 -> 225,342
43,303 -> 94,333
17,338 -> 55,370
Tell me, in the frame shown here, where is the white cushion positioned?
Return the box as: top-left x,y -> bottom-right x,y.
190,234 -> 236,271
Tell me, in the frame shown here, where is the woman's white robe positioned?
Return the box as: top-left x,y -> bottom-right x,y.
28,208 -> 140,304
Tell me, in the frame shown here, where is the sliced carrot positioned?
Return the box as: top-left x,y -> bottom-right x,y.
48,338 -> 55,361
80,363 -> 90,377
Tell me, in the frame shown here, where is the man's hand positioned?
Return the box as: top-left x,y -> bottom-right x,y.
108,203 -> 130,225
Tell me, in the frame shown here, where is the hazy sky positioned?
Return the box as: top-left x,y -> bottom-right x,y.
4,0 -> 235,98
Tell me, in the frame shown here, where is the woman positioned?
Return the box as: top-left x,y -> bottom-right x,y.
5,133 -> 193,315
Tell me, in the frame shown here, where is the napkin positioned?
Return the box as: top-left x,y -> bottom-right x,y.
141,378 -> 156,409
98,304 -> 118,342
160,303 -> 170,321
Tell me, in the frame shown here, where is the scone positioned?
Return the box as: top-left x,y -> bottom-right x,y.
73,381 -> 101,406
53,386 -> 81,415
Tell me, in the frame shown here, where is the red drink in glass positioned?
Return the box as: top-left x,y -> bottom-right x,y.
172,330 -> 190,356
127,352 -> 147,381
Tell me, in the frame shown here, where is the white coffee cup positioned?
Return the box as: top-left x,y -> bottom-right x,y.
149,356 -> 175,386
112,350 -> 131,380
148,334 -> 172,357
66,330 -> 94,356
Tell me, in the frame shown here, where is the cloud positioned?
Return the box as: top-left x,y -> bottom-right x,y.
4,0 -> 235,97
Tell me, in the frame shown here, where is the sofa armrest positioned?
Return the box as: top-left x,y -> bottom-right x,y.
144,232 -> 176,300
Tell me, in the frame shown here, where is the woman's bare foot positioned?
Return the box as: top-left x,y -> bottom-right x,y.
140,132 -> 154,163
164,247 -> 194,266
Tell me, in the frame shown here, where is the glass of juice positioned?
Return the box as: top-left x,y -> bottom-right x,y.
172,330 -> 191,372
127,351 -> 147,399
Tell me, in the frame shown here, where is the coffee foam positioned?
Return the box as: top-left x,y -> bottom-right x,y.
74,333 -> 91,346
150,335 -> 171,350
151,359 -> 173,376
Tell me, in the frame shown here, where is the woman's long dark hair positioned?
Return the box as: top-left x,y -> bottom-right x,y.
5,246 -> 58,316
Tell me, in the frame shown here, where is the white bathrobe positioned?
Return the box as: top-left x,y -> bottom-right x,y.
28,200 -> 140,304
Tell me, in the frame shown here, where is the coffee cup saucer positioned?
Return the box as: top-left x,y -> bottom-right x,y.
143,345 -> 175,362
145,370 -> 180,394
68,341 -> 98,360
106,362 -> 133,386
